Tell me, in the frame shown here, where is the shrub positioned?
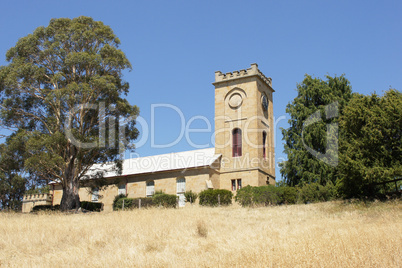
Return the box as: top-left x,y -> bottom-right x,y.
153,193 -> 177,208
113,197 -> 154,210
31,204 -> 60,212
31,205 -> 54,212
80,201 -> 103,212
184,190 -> 198,204
113,194 -> 126,210
297,183 -> 320,203
114,198 -> 135,210
236,185 -> 297,207
253,185 -> 282,205
199,189 -> 233,206
296,182 -> 338,203
236,183 -> 339,207
235,186 -> 254,206
282,186 -> 298,204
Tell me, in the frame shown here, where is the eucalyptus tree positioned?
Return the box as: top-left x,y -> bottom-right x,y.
0,131 -> 26,211
0,17 -> 139,210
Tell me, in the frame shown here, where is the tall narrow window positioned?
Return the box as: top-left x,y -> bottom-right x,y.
92,188 -> 99,202
231,179 -> 242,191
176,178 -> 186,207
118,183 -> 126,196
232,128 -> 242,157
262,131 -> 267,159
146,180 -> 155,197
176,178 -> 186,193
237,179 -> 242,190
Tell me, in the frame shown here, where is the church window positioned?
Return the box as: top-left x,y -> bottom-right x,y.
232,128 -> 242,157
91,188 -> 99,202
118,183 -> 126,196
237,179 -> 242,190
231,179 -> 242,191
263,131 -> 267,159
146,180 -> 155,197
176,178 -> 186,193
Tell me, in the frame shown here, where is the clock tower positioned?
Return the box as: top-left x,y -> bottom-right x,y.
213,63 -> 275,191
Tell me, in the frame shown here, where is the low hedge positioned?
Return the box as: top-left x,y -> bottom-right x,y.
81,201 -> 103,212
153,193 -> 177,208
235,183 -> 338,207
199,189 -> 233,206
31,204 -> 61,212
113,197 -> 154,210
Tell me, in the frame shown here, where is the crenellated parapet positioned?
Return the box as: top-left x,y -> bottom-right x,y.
214,63 -> 272,87
22,193 -> 53,203
22,193 -> 53,212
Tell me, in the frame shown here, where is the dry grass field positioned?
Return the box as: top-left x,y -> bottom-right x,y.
0,200 -> 401,267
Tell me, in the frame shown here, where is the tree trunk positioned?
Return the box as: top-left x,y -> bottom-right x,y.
60,145 -> 80,211
60,178 -> 80,211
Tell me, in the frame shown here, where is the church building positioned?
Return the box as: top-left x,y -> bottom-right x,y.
22,63 -> 275,212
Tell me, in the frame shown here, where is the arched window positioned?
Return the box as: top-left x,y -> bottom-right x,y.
262,131 -> 267,159
146,180 -> 155,197
232,128 -> 242,157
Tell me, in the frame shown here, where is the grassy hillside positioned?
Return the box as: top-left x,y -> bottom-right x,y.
1,200 -> 401,267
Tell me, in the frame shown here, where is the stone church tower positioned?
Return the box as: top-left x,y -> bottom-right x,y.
213,63 -> 275,191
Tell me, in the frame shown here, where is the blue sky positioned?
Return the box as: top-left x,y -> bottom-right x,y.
0,0 -> 401,180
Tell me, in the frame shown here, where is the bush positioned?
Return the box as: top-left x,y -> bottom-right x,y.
253,185 -> 282,205
113,194 -> 126,210
31,204 -> 60,212
199,189 -> 233,206
235,186 -> 254,206
31,205 -> 53,212
184,191 -> 198,204
80,201 -> 103,212
235,182 -> 339,207
113,197 -> 154,210
153,193 -> 177,208
236,185 -> 282,207
297,182 -> 338,204
282,186 -> 298,204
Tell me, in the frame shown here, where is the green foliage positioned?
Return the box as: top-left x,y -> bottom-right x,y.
0,131 -> 28,211
253,185 -> 282,205
199,189 -> 233,206
338,89 -> 402,198
281,186 -> 298,204
280,75 -> 352,186
235,185 -> 282,206
153,193 -> 177,208
234,186 -> 254,206
113,196 -> 154,210
235,183 -> 338,207
31,204 -> 60,212
0,17 -> 139,211
25,185 -> 50,195
113,194 -> 126,209
184,190 -> 198,203
297,182 -> 338,203
80,201 -> 103,212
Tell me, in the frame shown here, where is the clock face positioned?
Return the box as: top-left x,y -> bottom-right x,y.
261,95 -> 268,111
